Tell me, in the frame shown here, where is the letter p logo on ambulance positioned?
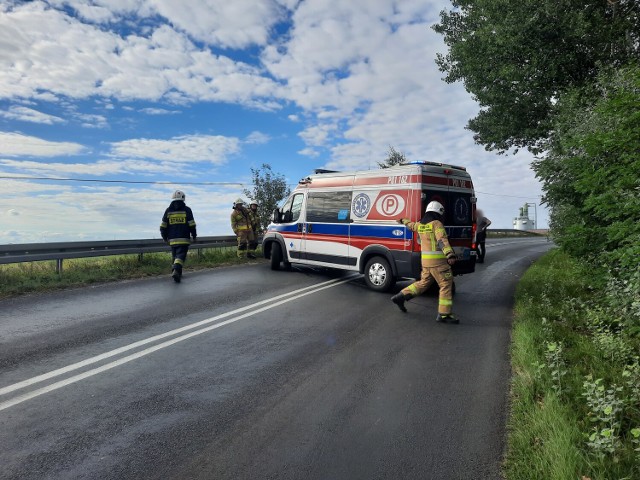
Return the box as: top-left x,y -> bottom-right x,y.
375,194 -> 405,217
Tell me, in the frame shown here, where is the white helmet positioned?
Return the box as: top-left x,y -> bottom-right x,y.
425,200 -> 445,215
171,190 -> 186,201
233,198 -> 245,207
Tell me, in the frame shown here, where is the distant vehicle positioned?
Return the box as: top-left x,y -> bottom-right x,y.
262,162 -> 477,292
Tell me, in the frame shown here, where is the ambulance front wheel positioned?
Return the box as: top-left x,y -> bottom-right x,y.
364,256 -> 395,292
270,242 -> 283,270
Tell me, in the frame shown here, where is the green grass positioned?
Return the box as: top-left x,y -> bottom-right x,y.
0,247 -> 261,299
505,249 -> 640,480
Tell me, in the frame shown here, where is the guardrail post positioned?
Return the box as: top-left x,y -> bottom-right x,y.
56,258 -> 63,274
138,252 -> 143,262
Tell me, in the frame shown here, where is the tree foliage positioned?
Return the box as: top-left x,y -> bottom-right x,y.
243,164 -> 291,232
377,146 -> 407,168
533,65 -> 640,274
433,0 -> 640,153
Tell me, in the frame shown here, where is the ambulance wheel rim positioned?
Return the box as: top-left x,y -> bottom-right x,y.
363,256 -> 395,292
368,262 -> 387,285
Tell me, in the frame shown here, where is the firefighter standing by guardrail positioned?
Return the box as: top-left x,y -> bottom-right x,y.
160,190 -> 197,283
231,199 -> 255,259
247,201 -> 260,258
391,201 -> 458,323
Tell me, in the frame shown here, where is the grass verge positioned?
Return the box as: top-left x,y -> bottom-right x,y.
0,247 -> 261,299
505,249 -> 640,479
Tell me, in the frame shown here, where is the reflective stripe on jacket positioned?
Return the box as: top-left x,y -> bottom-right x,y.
405,219 -> 454,267
160,202 -> 197,246
231,207 -> 252,233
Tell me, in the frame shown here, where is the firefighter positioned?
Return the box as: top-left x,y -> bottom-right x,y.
231,198 -> 255,259
247,201 -> 260,257
391,201 -> 458,323
160,190 -> 197,283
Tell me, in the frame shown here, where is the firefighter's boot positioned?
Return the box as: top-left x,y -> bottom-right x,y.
436,313 -> 459,324
172,265 -> 182,283
391,292 -> 412,313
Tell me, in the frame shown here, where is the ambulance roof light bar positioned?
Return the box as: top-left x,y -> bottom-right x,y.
404,160 -> 467,171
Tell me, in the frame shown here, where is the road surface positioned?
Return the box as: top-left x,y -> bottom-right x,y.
0,238 -> 552,480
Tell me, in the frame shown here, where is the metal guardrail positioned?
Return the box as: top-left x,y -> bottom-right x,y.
0,229 -> 544,272
488,229 -> 547,237
0,236 -> 239,272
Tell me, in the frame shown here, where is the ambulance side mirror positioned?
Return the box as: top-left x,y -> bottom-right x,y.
272,208 -> 282,223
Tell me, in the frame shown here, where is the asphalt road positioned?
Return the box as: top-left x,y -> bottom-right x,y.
0,237 -> 553,480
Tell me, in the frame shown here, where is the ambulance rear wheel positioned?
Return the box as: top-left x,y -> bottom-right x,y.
270,242 -> 282,270
364,256 -> 395,292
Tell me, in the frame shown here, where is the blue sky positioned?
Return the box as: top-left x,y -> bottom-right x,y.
0,0 -> 547,244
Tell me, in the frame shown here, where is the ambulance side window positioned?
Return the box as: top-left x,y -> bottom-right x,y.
282,193 -> 304,223
307,191 -> 352,223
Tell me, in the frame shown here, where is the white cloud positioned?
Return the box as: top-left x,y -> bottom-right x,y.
139,107 -> 181,115
0,132 -> 86,157
244,131 -> 270,145
0,106 -> 66,125
108,134 -> 241,163
0,178 -> 246,243
74,112 -> 109,129
0,2 -> 282,106
140,0 -> 285,49
0,158 -> 184,176
298,147 -> 320,158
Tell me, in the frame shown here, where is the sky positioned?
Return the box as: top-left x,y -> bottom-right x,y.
0,0 -> 548,244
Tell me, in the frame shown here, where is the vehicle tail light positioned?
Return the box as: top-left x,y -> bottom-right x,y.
471,222 -> 477,250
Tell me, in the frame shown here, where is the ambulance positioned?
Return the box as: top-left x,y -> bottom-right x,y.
262,162 -> 477,292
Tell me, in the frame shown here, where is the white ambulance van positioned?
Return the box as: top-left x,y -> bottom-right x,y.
262,162 -> 477,292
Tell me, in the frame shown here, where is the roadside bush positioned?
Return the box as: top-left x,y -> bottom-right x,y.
507,249 -> 640,479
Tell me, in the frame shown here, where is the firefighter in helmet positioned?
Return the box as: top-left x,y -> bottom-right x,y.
391,200 -> 458,323
247,201 -> 260,257
160,190 -> 197,283
231,198 -> 255,259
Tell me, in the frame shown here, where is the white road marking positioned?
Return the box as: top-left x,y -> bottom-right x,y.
0,275 -> 358,411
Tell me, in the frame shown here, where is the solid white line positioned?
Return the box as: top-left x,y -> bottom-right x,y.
0,275 -> 357,412
0,275 -> 354,398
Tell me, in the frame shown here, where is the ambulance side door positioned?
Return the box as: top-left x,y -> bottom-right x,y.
279,192 -> 306,262
304,191 -> 352,266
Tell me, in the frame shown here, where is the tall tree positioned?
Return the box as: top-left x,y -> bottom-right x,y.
533,65 -> 640,271
433,0 -> 640,153
243,164 -> 290,232
377,146 -> 407,168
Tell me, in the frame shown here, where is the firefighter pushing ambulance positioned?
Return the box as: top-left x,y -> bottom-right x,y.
231,198 -> 256,259
160,190 -> 197,283
391,200 -> 459,323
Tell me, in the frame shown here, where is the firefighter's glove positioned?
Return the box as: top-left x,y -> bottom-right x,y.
447,256 -> 456,266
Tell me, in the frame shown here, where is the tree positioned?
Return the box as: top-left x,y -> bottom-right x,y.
433,0 -> 640,154
533,65 -> 640,273
243,164 -> 291,232
377,146 -> 407,168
